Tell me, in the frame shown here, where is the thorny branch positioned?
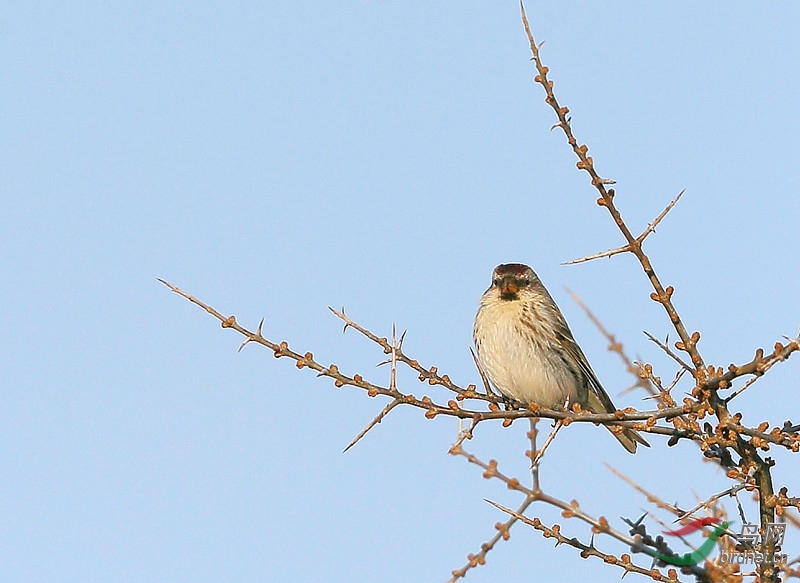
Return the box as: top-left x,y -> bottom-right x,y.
449,422 -> 709,582
521,4 -> 702,374
567,289 -> 656,397
160,4 -> 800,582
159,279 -> 723,439
161,280 -> 800,446
159,265 -> 799,583
519,2 -> 798,581
564,190 -> 685,266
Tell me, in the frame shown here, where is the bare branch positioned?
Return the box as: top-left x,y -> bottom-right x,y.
470,346 -> 499,399
644,331 -> 693,372
486,500 -> 661,579
343,398 -> 402,453
529,418 -> 563,470
519,3 -> 707,383
638,189 -> 685,245
447,495 -> 536,582
563,190 -> 684,265
567,289 -> 655,396
328,306 -> 494,402
677,484 -> 751,523
710,337 -> 800,393
563,243 -> 631,265
160,8 -> 800,581
605,464 -> 685,517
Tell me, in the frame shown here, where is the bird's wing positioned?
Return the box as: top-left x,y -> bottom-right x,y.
552,321 -> 617,414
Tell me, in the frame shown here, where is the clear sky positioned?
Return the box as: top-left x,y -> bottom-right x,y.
2,3 -> 799,582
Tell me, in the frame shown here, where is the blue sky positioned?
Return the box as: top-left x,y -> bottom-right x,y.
2,3 -> 799,582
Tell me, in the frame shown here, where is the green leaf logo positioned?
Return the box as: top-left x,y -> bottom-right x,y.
641,520 -> 731,566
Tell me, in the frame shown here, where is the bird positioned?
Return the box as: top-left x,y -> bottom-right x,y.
473,263 -> 648,453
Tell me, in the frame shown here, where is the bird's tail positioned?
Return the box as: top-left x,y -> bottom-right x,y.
609,425 -> 650,454
585,391 -> 650,454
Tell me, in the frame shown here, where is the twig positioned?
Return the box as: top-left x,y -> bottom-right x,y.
605,464 -> 684,517
487,500 -> 662,579
343,398 -> 402,453
160,279 -> 712,437
644,331 -> 693,373
563,191 -> 683,266
447,495 -> 536,582
530,419 -> 563,470
677,485 -> 750,523
562,243 -> 631,265
527,419 -> 540,489
712,338 -> 800,393
470,346 -> 499,399
723,375 -> 762,403
519,2 -> 706,380
567,289 -> 655,396
640,190 -> 685,244
329,306 -> 498,403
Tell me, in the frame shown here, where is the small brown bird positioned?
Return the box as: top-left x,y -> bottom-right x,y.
473,263 -> 648,453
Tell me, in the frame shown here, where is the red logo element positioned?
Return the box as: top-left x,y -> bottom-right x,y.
663,516 -> 722,536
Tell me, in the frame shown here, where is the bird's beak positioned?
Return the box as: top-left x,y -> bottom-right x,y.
500,280 -> 519,296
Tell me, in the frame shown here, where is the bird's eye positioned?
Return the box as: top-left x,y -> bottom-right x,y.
492,278 -> 500,286
520,278 -> 530,287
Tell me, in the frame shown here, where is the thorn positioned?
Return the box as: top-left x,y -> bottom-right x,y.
621,513 -> 647,530
343,399 -> 401,452
637,189 -> 685,243
562,243 -> 631,265
329,306 -> 350,333
643,331 -> 692,371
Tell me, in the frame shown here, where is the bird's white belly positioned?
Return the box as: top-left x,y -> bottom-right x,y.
475,301 -> 575,408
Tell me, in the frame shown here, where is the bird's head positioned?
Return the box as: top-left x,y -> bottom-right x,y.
489,263 -> 538,301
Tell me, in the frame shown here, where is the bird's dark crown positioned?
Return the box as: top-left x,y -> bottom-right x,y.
493,263 -> 533,278
491,264 -> 538,300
